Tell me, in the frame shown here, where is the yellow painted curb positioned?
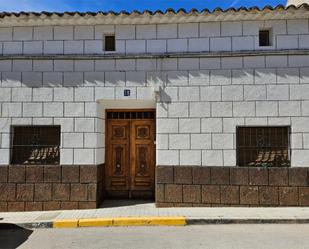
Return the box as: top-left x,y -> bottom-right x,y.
113,217 -> 186,226
53,217 -> 186,228
79,218 -> 113,227
53,219 -> 78,228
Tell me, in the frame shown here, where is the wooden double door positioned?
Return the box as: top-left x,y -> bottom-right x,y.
105,111 -> 155,199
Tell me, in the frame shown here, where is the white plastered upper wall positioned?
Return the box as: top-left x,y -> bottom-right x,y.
287,0 -> 309,6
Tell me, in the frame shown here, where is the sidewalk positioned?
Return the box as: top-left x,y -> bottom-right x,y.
2,200 -> 309,228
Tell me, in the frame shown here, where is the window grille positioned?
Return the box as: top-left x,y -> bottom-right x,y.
106,110 -> 155,120
236,126 -> 290,167
11,126 -> 60,165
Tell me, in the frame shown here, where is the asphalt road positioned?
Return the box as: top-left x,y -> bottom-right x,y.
1,224 -> 309,249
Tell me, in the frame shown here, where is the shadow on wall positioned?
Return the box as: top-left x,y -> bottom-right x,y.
1,58 -> 306,88
0,223 -> 33,249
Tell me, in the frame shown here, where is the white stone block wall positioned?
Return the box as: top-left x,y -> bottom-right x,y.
155,54 -> 309,167
0,19 -> 307,55
0,19 -> 309,167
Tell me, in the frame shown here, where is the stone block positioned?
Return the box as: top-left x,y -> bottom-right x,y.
279,187 -> 299,206
212,134 -> 234,150
221,186 -> 240,205
13,27 -> 33,40
174,167 -> 192,184
183,185 -> 201,203
74,25 -> 94,40
256,101 -> 278,117
157,150 -> 179,166
79,202 -> 97,209
0,202 -> 7,212
210,37 -> 231,51
43,41 -> 63,54
2,103 -> 22,117
180,151 -> 201,166
230,167 -> 249,185
87,184 -> 98,201
34,183 -> 52,201
54,26 -> 73,40
188,38 -> 209,52
26,165 -> 44,183
202,185 -> 220,204
80,165 -> 98,183
200,22 -> 220,37
191,134 -> 211,150
211,167 -> 229,185
193,167 -> 211,185
164,184 -> 182,203
157,24 -> 177,39
43,201 -> 61,211
16,184 -> 34,201
34,26 -> 53,40
9,165 -> 25,183
136,25 -> 156,39
232,36 -> 254,51
3,42 -> 23,55
156,184 -> 165,202
202,150 -> 223,167
25,202 -> 43,211
299,187 -> 309,206
222,85 -> 243,101
60,202 -> 78,210
259,186 -> 278,205
8,202 -> 24,212
44,165 -> 61,183
0,183 -> 16,201
289,168 -> 308,186
156,166 -> 174,184
249,167 -> 268,185
240,186 -> 259,205
71,184 -> 88,201
53,184 -> 70,201
0,166 -> 8,182
277,35 -> 298,49
211,102 -> 232,117
115,25 -> 135,39
23,102 -> 43,117
24,41 -> 43,54
221,21 -> 242,36
287,19 -> 308,34
167,39 -> 187,53
126,40 -> 146,53
269,168 -> 288,186
0,27 -> 12,41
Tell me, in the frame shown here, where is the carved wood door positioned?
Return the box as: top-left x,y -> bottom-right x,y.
106,113 -> 155,199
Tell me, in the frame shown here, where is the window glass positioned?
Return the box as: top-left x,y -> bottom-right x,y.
105,35 -> 115,51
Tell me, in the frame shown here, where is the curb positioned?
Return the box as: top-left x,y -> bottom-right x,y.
10,217 -> 309,229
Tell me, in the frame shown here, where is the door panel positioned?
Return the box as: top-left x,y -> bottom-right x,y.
130,120 -> 155,195
105,116 -> 155,199
106,121 -> 130,195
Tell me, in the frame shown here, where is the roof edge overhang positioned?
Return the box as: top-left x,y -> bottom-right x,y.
0,4 -> 308,27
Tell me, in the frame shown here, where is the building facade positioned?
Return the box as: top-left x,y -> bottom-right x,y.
1,4 -> 309,211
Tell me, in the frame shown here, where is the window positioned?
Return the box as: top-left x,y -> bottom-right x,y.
236,127 -> 290,167
259,30 -> 271,47
11,126 -> 60,165
104,35 -> 115,51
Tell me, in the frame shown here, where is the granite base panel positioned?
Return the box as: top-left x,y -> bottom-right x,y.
156,166 -> 309,207
0,164 -> 104,212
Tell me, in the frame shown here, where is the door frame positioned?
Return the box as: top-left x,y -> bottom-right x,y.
104,108 -> 156,199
